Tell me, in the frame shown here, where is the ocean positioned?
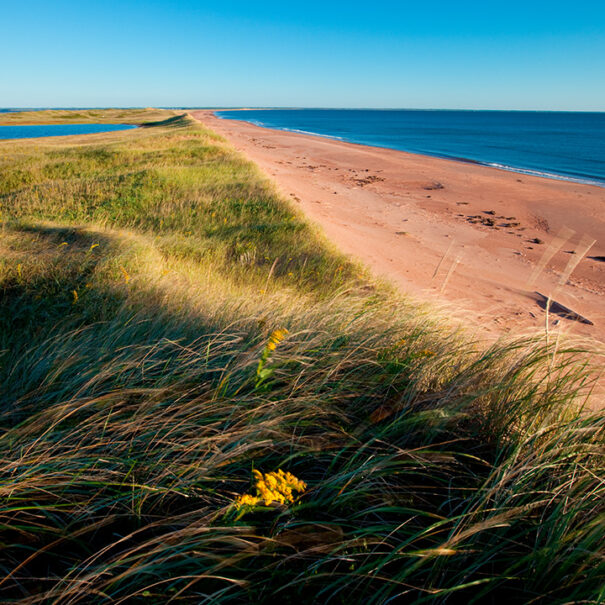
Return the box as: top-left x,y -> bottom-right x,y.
216,109 -> 605,187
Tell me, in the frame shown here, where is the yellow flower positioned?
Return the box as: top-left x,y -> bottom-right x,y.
234,494 -> 259,509
268,328 -> 288,347
72,290 -> 79,304
257,328 -> 290,384
120,265 -> 130,284
265,329 -> 288,352
89,243 -> 99,252
234,468 -> 306,510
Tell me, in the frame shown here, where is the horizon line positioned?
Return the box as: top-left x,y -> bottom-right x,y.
1,106 -> 605,113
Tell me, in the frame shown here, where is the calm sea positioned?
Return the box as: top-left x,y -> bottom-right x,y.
0,124 -> 136,140
216,109 -> 605,187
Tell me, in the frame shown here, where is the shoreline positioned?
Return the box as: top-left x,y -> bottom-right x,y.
214,110 -> 605,189
191,109 -> 605,345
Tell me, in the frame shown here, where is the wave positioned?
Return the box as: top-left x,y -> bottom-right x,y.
279,127 -> 344,141
481,162 -> 605,187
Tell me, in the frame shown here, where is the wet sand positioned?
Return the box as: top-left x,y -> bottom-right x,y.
190,110 -> 605,345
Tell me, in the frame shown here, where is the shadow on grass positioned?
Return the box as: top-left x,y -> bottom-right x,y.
0,223 -> 262,424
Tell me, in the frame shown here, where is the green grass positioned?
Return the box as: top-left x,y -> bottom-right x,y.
0,109 -> 603,604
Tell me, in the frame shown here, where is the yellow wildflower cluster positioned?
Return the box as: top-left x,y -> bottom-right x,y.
235,469 -> 307,509
266,328 -> 289,353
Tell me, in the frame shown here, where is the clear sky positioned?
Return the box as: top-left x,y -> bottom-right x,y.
2,0 -> 604,110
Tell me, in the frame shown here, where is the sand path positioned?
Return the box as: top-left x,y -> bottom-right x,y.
191,110 -> 605,344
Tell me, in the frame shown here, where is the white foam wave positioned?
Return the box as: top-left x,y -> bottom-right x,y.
484,162 -> 604,187
279,127 -> 344,141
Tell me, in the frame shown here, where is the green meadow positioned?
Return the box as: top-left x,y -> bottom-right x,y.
0,110 -> 603,604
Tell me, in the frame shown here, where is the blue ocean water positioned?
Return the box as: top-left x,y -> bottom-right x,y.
0,124 -> 136,140
216,109 -> 605,187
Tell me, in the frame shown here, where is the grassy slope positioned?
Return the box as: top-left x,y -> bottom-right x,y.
0,110 -> 603,604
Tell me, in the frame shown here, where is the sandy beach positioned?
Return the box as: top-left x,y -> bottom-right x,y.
191,110 -> 605,344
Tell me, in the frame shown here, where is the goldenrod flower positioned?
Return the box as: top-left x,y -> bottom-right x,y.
266,328 -> 288,352
234,494 -> 259,509
120,265 -> 130,284
256,328 -> 289,385
72,290 -> 79,304
234,468 -> 306,510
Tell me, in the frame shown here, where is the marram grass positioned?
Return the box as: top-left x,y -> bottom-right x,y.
0,109 -> 603,604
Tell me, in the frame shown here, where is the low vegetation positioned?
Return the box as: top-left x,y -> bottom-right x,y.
0,110 -> 603,604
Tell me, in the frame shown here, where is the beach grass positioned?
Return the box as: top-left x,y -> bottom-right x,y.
0,109 -> 603,604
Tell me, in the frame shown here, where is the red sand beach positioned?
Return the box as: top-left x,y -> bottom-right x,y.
191,110 -> 605,345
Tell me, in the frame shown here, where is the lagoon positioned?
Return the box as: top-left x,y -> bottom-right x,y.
0,124 -> 136,140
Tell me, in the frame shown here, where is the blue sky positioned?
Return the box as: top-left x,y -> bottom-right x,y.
2,0 -> 604,110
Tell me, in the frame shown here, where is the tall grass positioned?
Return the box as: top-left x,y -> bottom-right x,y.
0,110 -> 603,604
